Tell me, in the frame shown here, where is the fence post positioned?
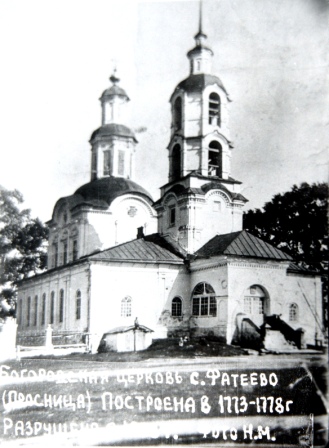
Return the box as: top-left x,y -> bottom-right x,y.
45,325 -> 53,353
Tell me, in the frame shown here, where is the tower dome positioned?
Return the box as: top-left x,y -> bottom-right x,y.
90,72 -> 138,181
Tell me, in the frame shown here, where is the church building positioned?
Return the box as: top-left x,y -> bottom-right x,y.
17,12 -> 323,353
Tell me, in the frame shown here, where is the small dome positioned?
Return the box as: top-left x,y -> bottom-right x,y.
170,74 -> 228,101
187,44 -> 213,58
74,177 -> 153,207
101,85 -> 129,100
90,123 -> 137,143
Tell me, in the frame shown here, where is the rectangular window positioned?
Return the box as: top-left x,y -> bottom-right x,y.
59,290 -> 64,323
72,240 -> 78,261
192,298 -> 199,316
103,150 -> 112,176
169,207 -> 176,226
118,150 -> 125,176
41,294 -> 46,325
34,296 -> 38,326
27,297 -> 31,327
209,297 -> 217,316
201,296 -> 208,316
254,297 -> 264,315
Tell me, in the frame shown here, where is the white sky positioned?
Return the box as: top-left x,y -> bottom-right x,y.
0,0 -> 328,222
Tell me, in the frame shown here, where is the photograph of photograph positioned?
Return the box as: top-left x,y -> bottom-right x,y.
0,0 -> 328,446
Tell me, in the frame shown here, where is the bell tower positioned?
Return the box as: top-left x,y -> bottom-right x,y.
155,4 -> 248,254
89,71 -> 137,181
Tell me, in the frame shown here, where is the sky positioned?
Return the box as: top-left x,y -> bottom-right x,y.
0,0 -> 328,222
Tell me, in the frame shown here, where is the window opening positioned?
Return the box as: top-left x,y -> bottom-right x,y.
208,141 -> 222,177
169,207 -> 176,226
172,297 -> 182,317
59,289 -> 64,323
121,296 -> 132,317
172,144 -> 181,181
209,92 -> 221,126
34,295 -> 38,326
17,299 -> 22,326
63,241 -> 68,264
76,290 -> 81,320
192,282 -> 217,317
174,97 -> 182,130
118,150 -> 125,176
41,293 -> 46,325
53,243 -> 58,268
289,303 -> 298,322
73,240 -> 78,261
50,291 -> 55,324
91,152 -> 97,179
27,296 -> 31,327
103,150 -> 112,176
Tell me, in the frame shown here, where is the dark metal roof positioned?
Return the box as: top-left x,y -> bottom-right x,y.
104,324 -> 153,335
287,262 -> 320,276
170,74 -> 229,101
101,85 -> 129,100
89,237 -> 184,264
187,44 -> 213,58
201,181 -> 248,203
196,231 -> 292,261
74,177 -> 153,207
90,124 -> 137,143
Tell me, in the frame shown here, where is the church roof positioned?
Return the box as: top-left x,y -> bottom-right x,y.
170,74 -> 229,101
195,230 -> 292,261
89,237 -> 184,264
101,85 -> 129,100
74,177 -> 153,207
201,181 -> 248,202
104,324 -> 153,335
90,124 -> 137,143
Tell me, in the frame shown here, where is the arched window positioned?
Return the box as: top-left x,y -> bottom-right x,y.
121,296 -> 132,317
208,141 -> 222,177
172,297 -> 182,317
243,286 -> 265,315
34,295 -> 38,326
50,291 -> 55,324
41,293 -> 46,326
289,303 -> 298,322
209,92 -> 221,126
27,296 -> 31,327
174,97 -> 182,130
192,282 -> 217,317
59,289 -> 64,323
76,290 -> 81,320
172,144 -> 181,181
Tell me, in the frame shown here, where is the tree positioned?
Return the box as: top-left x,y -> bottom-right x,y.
0,187 -> 48,314
243,182 -> 328,334
243,182 -> 328,271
